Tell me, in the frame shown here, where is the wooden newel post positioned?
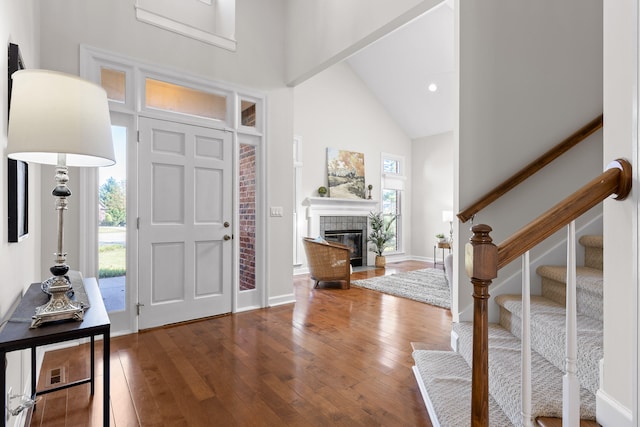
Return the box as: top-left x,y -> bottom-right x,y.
465,224 -> 498,427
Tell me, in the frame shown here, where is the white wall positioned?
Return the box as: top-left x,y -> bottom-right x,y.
37,0 -> 295,302
600,1 -> 636,423
411,131 -> 454,260
293,61 -> 413,262
2,0 -> 41,314
40,0 -> 285,89
2,1 -> 42,424
456,0 -> 604,321
285,0 -> 444,85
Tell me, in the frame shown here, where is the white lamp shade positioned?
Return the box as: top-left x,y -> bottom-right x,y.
8,69 -> 115,167
442,210 -> 454,222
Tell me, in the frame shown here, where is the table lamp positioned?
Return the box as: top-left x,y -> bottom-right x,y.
7,69 -> 115,327
442,210 -> 453,243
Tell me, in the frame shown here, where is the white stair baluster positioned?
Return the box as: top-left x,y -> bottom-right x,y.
521,251 -> 533,427
563,221 -> 580,426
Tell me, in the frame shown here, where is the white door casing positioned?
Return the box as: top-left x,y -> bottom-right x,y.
138,116 -> 233,329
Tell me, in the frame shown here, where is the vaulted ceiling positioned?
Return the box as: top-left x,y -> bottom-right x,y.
346,2 -> 454,140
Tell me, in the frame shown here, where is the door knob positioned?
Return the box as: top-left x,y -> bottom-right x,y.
223,221 -> 230,228
223,235 -> 231,241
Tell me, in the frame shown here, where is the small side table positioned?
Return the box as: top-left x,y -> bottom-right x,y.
433,241 -> 452,269
0,277 -> 110,426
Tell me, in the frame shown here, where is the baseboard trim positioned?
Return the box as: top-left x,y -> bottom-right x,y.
294,266 -> 310,276
384,253 -> 412,263
596,389 -> 633,427
268,294 -> 295,307
450,329 -> 459,352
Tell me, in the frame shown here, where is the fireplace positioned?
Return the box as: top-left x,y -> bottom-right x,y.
320,215 -> 368,267
324,229 -> 364,267
303,196 -> 378,267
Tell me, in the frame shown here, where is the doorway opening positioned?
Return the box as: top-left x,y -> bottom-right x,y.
97,125 -> 127,312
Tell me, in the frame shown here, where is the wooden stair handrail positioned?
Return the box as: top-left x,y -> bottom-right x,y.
466,158 -> 631,426
458,115 -> 604,223
497,158 -> 631,269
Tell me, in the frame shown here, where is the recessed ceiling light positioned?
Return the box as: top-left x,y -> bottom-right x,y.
428,83 -> 438,92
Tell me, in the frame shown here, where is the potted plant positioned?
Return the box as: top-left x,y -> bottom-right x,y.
367,211 -> 396,268
436,233 -> 446,243
318,186 -> 328,197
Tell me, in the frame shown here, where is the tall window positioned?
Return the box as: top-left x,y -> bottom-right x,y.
382,155 -> 405,253
293,136 -> 303,266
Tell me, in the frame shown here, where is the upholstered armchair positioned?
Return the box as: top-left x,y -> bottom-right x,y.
302,237 -> 352,289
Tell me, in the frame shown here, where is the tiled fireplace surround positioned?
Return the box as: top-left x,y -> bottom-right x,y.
321,216 -> 367,266
319,215 -> 368,237
303,197 -> 379,267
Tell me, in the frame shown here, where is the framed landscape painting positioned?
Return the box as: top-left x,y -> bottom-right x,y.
327,148 -> 365,199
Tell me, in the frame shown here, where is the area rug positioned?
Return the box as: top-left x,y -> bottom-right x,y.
352,268 -> 450,309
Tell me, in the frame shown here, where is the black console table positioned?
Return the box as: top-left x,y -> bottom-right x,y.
0,277 -> 110,426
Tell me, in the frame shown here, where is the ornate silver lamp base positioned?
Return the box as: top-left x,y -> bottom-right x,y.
30,273 -> 86,329
30,160 -> 88,328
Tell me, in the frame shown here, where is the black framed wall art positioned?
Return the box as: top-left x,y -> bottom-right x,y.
8,42 -> 28,242
8,158 -> 28,242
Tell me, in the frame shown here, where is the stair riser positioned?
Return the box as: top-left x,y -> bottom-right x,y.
578,235 -> 603,271
584,246 -> 603,270
541,278 -> 603,321
499,308 -> 600,395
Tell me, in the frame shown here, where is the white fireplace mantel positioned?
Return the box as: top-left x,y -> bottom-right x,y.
302,197 -> 379,237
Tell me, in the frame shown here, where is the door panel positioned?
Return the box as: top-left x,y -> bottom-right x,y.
138,117 -> 232,329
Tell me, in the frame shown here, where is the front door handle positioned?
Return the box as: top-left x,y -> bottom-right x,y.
223,221 -> 230,228
223,235 -> 232,241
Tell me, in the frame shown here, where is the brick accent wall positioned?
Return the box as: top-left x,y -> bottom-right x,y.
239,144 -> 256,291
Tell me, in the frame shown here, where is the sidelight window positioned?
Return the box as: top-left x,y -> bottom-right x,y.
98,125 -> 128,312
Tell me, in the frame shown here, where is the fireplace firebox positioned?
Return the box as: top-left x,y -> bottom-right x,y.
319,215 -> 368,267
323,229 -> 364,267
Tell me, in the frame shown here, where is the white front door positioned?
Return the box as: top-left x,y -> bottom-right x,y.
138,117 -> 233,329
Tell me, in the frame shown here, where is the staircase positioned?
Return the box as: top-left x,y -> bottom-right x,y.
412,235 -> 604,426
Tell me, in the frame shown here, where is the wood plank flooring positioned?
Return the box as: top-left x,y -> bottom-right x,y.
29,261 -> 452,426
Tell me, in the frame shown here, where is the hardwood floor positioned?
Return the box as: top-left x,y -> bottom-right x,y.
29,261 -> 452,426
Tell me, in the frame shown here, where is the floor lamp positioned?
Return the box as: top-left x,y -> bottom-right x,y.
7,69 -> 115,327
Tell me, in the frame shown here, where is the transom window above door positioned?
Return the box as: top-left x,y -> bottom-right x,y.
145,78 -> 227,121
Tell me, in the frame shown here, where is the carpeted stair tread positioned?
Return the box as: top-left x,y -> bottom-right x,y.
412,350 -> 513,426
536,266 -> 603,293
578,235 -> 603,249
496,294 -> 602,395
536,416 -> 601,427
454,322 -> 596,425
537,265 -> 603,321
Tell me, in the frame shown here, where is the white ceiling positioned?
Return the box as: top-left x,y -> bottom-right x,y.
346,2 -> 454,140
